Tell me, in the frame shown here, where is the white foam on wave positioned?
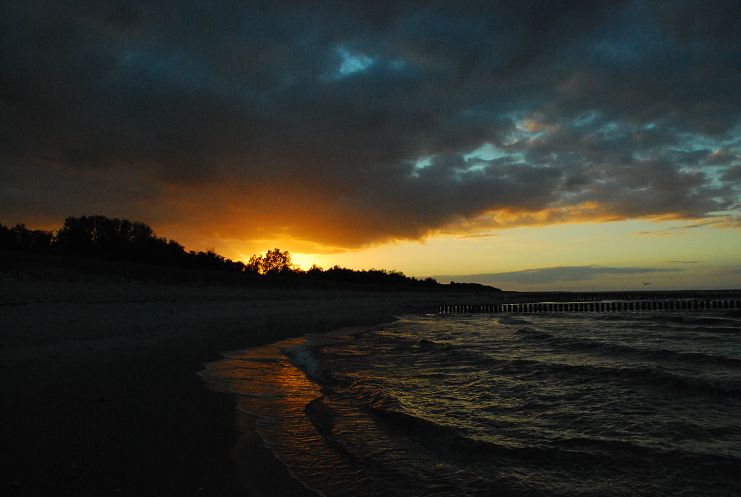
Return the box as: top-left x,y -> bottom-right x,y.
283,343 -> 322,381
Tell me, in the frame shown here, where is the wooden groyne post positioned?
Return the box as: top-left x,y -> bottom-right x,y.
438,299 -> 741,314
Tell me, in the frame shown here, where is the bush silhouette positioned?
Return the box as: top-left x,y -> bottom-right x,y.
0,223 -> 54,252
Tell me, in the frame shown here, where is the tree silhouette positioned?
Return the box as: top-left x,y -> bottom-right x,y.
0,215 -> 502,291
262,248 -> 293,274
0,223 -> 12,248
0,224 -> 54,252
247,248 -> 294,275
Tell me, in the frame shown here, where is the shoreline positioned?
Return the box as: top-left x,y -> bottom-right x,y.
2,273 -> 490,496
201,322 -> 401,497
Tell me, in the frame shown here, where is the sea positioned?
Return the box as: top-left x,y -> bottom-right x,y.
200,310 -> 741,497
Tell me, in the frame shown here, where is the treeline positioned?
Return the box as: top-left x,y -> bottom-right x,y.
0,216 -> 500,292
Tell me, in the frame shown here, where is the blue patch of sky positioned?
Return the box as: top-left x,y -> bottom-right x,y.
336,46 -> 375,77
464,143 -> 503,161
414,156 -> 433,170
461,162 -> 487,174
463,143 -> 525,169
597,120 -> 621,137
409,155 -> 433,178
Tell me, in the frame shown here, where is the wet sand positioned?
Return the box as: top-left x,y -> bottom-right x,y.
1,269 -> 492,496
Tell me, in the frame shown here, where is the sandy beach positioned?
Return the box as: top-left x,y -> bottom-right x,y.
1,259 -> 494,496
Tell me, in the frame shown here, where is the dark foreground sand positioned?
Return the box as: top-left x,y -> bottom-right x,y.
1,268 -> 495,496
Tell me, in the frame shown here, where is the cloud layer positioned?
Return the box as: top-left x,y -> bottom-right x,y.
2,1 -> 740,247
435,265 -> 677,285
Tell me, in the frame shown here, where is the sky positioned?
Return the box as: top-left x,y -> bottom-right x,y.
1,0 -> 740,290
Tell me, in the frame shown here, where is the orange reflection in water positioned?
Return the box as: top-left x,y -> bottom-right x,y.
199,335 -> 358,495
200,336 -> 321,420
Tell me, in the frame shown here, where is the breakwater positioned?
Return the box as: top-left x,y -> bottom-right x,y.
439,291 -> 741,313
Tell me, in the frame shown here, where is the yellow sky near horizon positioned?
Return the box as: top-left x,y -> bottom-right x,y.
201,218 -> 741,291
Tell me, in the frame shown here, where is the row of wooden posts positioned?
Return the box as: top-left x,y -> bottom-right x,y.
439,300 -> 741,314
500,292 -> 740,303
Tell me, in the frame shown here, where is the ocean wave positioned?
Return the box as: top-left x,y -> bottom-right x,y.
284,343 -> 323,381
329,330 -> 741,398
499,316 -> 531,325
416,337 -> 454,351
359,390 -> 576,464
514,327 -> 741,368
351,385 -> 741,473
527,360 -> 741,397
515,327 -> 554,339
303,397 -> 338,444
558,436 -> 741,471
622,313 -> 741,327
350,332 -> 486,363
692,326 -> 741,335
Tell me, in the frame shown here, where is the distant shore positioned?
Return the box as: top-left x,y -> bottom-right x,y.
1,256 -> 498,496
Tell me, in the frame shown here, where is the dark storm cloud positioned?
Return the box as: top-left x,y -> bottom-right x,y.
435,265 -> 678,285
1,0 -> 740,246
723,165 -> 741,182
634,217 -> 741,235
